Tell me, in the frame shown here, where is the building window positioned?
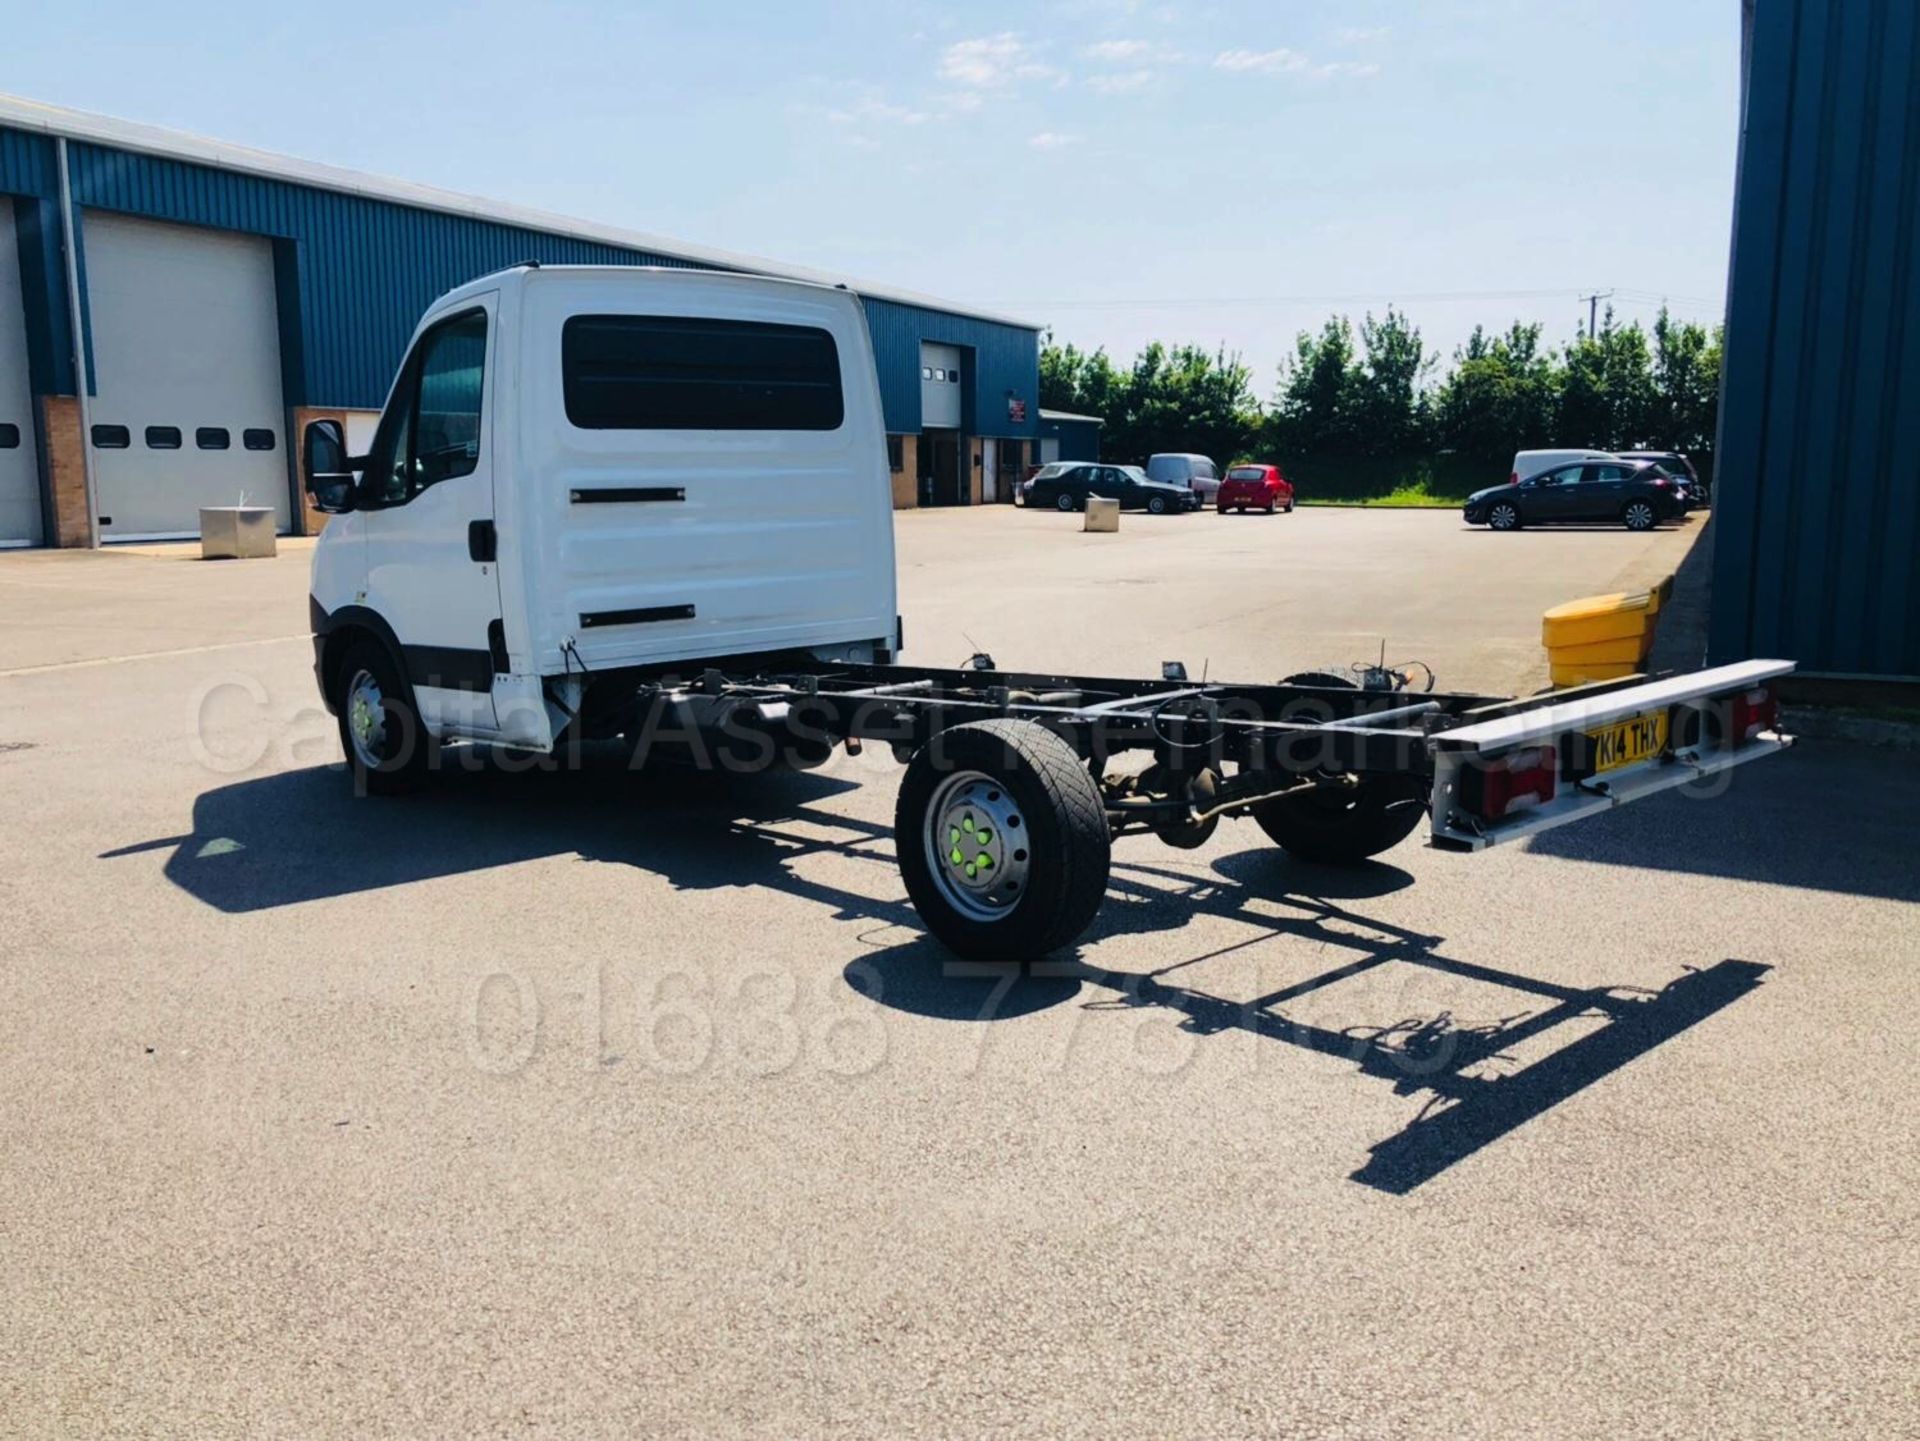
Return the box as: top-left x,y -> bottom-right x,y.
145,425 -> 182,450
887,435 -> 904,473
948,371 -> 960,383
0,423 -> 19,449
933,368 -> 946,382
241,428 -> 277,452
91,424 -> 131,449
922,366 -> 933,380
196,427 -> 232,450
562,314 -> 843,431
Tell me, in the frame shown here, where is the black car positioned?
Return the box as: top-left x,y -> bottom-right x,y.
1464,459 -> 1685,532
1021,462 -> 1201,515
1617,450 -> 1709,508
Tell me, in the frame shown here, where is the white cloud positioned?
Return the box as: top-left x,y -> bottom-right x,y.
1213,47 -> 1310,74
1336,25 -> 1391,45
1085,38 -> 1153,61
1086,69 -> 1155,93
940,33 -> 1064,89
825,98 -> 929,127
1028,131 -> 1083,150
1213,47 -> 1379,79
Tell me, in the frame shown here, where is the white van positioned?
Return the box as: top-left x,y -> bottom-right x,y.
305,264 -> 897,777
299,265 -> 1792,960
1509,448 -> 1620,484
1145,453 -> 1221,505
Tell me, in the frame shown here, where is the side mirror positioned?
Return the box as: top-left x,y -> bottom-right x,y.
302,420 -> 356,513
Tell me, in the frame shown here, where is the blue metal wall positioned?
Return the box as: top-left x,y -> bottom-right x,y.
1038,414 -> 1101,463
0,127 -> 1040,438
1711,0 -> 1920,679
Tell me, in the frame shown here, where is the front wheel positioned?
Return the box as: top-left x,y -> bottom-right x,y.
1147,495 -> 1168,515
895,720 -> 1111,960
1253,776 -> 1427,864
1623,499 -> 1658,531
1488,501 -> 1522,531
333,638 -> 432,795
1055,492 -> 1076,512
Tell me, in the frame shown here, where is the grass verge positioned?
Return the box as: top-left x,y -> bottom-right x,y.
1299,482 -> 1467,509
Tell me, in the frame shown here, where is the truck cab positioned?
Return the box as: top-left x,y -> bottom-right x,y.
305,265 -> 899,777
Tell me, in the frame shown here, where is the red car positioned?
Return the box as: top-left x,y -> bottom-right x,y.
1216,463 -> 1295,514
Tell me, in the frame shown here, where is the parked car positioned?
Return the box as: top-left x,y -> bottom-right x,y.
1022,462 -> 1200,514
1618,450 -> 1708,508
1215,463 -> 1295,514
1145,453 -> 1221,506
1465,458 -> 1685,531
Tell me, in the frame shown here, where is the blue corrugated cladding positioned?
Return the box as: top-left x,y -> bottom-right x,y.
1711,0 -> 1920,679
861,297 -> 1040,438
1,128 -> 1041,434
1038,415 -> 1101,462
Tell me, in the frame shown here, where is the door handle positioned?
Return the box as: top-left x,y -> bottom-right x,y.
468,519 -> 497,562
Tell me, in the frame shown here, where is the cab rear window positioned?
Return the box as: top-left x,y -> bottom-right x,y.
562,315 -> 844,431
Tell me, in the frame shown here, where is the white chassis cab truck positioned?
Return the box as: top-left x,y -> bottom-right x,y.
305,265 -> 1794,960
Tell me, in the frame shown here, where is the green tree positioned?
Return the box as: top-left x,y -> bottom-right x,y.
1648,307 -> 1722,453
1350,308 -> 1434,456
1558,307 -> 1656,449
1268,316 -> 1361,455
1434,321 -> 1561,459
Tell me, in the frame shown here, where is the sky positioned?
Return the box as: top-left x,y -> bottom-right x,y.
1,1 -> 1745,387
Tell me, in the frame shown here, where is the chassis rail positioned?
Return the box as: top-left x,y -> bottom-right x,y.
603,655 -> 1795,850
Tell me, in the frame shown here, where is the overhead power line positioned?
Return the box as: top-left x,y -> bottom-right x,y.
982,286 -> 1725,312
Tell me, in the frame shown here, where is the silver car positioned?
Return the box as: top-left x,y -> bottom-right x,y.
1145,452 -> 1221,506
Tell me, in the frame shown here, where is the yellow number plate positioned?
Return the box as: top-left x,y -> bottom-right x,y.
1588,709 -> 1670,773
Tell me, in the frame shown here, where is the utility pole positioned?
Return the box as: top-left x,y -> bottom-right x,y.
1579,289 -> 1615,339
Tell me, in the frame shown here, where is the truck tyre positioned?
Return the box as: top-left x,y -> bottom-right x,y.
1253,776 -> 1427,864
334,637 -> 432,795
895,719 -> 1111,960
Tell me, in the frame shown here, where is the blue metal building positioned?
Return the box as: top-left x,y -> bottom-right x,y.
1711,0 -> 1920,683
1037,409 -> 1103,464
0,94 -> 1041,544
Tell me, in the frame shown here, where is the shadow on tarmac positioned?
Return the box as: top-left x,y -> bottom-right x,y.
113,742 -> 1775,1194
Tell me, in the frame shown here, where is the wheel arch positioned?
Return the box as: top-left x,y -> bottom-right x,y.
313,603 -> 414,716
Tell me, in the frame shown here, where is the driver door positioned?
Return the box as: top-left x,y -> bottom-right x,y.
1526,464 -> 1586,520
360,296 -> 504,736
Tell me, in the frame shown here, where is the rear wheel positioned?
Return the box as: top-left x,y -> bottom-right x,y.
1488,501 -> 1522,531
1623,499 -> 1658,531
895,720 -> 1111,960
1253,776 -> 1427,864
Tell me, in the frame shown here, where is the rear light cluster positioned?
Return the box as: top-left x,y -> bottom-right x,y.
1729,684 -> 1779,744
1462,745 -> 1559,821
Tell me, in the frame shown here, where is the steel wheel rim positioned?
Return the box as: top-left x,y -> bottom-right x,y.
923,769 -> 1031,923
1056,493 -> 1074,511
344,667 -> 389,770
1149,496 -> 1165,513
